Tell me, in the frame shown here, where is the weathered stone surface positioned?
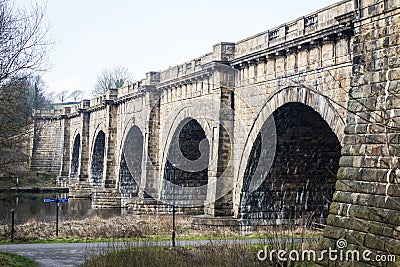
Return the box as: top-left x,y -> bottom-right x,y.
321,1 -> 400,263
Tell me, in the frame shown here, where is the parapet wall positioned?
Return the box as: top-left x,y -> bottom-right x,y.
234,0 -> 354,58
31,0 -> 356,119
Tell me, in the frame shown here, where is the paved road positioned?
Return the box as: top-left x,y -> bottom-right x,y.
0,238 -> 317,267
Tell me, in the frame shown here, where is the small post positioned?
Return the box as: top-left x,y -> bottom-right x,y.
11,209 -> 15,242
55,197 -> 59,236
44,197 -> 69,237
172,164 -> 176,247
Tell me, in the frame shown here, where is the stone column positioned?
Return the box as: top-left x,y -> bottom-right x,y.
138,73 -> 162,200
57,107 -> 71,187
141,87 -> 161,199
78,100 -> 90,183
103,89 -> 118,188
205,86 -> 235,216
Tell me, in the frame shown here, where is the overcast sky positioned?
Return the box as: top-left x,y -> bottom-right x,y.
17,0 -> 340,99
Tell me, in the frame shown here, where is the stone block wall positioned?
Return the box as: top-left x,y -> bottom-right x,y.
30,112 -> 64,175
322,0 -> 400,264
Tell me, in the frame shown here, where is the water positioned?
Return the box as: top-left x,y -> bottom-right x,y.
0,193 -> 121,224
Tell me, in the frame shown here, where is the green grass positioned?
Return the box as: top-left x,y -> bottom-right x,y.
83,244 -> 263,267
0,252 -> 37,267
0,236 -> 171,245
0,232 -> 322,245
0,173 -> 56,189
82,241 -> 321,267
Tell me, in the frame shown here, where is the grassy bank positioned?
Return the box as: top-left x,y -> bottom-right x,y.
83,245 -> 262,267
0,252 -> 37,267
83,244 -> 260,267
0,214 -> 321,243
82,240 -> 320,267
0,172 -> 56,190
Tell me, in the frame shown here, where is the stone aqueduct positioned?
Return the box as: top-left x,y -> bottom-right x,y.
31,0 -> 400,259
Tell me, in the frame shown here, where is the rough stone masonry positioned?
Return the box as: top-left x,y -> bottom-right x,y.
30,0 -> 400,263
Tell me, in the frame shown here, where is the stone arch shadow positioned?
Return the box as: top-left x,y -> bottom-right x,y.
159,105 -> 213,209
234,86 -> 345,226
69,131 -> 81,181
89,126 -> 107,188
118,122 -> 144,199
160,105 -> 213,171
116,116 -> 146,166
116,117 -> 145,184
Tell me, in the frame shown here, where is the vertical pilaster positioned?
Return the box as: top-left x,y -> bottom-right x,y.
141,88 -> 161,199
78,100 -> 90,182
141,72 -> 161,199
104,89 -> 118,188
57,107 -> 71,187
205,86 -> 235,216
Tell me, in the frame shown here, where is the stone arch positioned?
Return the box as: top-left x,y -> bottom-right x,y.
160,105 -> 213,186
234,86 -> 345,222
118,125 -> 144,197
162,117 -> 210,208
116,117 -> 145,179
90,130 -> 106,187
70,133 -> 81,180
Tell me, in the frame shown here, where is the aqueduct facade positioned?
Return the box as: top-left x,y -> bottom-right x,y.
30,0 -> 400,260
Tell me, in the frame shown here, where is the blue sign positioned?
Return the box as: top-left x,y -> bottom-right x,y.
43,198 -> 69,203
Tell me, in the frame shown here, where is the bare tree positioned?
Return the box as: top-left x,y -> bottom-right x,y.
92,66 -> 132,96
26,75 -> 51,109
0,79 -> 32,145
45,91 -> 56,103
93,69 -> 113,96
56,89 -> 69,103
0,76 -> 49,168
0,0 -> 52,175
0,0 -> 52,86
113,66 -> 131,88
69,90 -> 83,102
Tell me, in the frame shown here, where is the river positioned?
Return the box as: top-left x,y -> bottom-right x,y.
0,192 -> 122,224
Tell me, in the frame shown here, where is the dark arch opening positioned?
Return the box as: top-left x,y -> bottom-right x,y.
163,118 -> 209,209
70,134 -> 80,180
119,126 -> 143,197
240,102 -> 341,226
91,131 -> 105,187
